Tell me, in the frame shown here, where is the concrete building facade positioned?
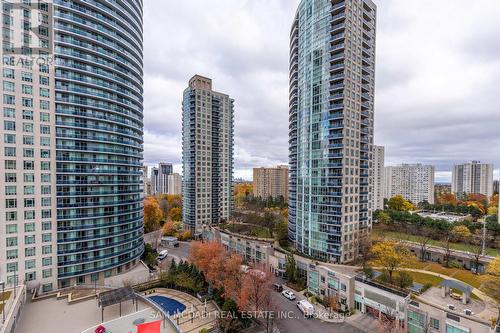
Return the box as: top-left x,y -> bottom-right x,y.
288,0 -> 377,263
384,164 -> 435,204
182,75 -> 234,234
452,161 -> 494,199
252,165 -> 289,200
167,173 -> 182,195
373,145 -> 384,211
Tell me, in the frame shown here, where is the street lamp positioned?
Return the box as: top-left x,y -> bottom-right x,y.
0,281 -> 5,323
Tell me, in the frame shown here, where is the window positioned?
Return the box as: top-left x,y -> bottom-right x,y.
41,210 -> 51,218
430,318 -> 439,330
42,245 -> 52,254
40,88 -> 49,97
39,75 -> 49,85
3,107 -> 15,117
40,112 -> 50,121
41,185 -> 51,194
41,197 -> 51,206
6,224 -> 17,234
22,84 -> 32,94
4,120 -> 15,130
5,173 -> 16,182
40,149 -> 50,158
25,260 -> 36,270
40,100 -> 49,109
5,211 -> 17,221
40,125 -> 50,134
24,210 -> 35,220
25,235 -> 35,244
23,122 -> 33,132
21,71 -> 32,82
3,81 -> 15,92
3,68 -> 15,78
24,160 -> 34,170
25,247 -> 35,257
6,237 -> 18,247
4,147 -> 16,156
6,249 -> 18,259
41,161 -> 50,170
24,198 -> 35,207
42,221 -> 51,230
6,198 -> 17,208
24,222 -> 35,232
4,133 -> 16,143
41,173 -> 50,182
23,135 -> 34,145
3,94 -> 15,104
25,272 -> 36,281
22,110 -> 33,119
23,148 -> 34,157
5,160 -> 15,169
42,257 -> 52,266
5,186 -> 16,195
42,270 -> 52,279
24,185 -> 35,195
42,233 -> 51,242
40,137 -> 50,146
22,97 -> 33,107
6,262 -> 18,272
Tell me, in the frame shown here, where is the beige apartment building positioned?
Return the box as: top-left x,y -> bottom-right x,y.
252,165 -> 288,200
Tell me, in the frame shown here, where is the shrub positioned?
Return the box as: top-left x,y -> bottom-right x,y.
363,266 -> 374,279
396,271 -> 413,289
421,283 -> 433,292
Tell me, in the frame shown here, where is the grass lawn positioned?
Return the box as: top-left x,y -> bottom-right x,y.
405,271 -> 444,286
221,223 -> 272,239
373,229 -> 500,257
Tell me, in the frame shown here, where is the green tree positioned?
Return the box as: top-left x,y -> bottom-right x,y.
285,253 -> 298,283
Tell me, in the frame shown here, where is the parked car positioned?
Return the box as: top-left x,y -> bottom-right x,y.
157,250 -> 168,261
281,290 -> 296,300
273,284 -> 283,292
297,299 -> 314,317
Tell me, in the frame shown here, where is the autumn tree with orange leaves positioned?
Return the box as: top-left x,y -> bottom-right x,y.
189,241 -> 243,299
237,265 -> 277,333
144,196 -> 163,232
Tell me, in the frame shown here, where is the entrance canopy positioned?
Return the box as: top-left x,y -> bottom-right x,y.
98,287 -> 136,308
439,279 -> 473,295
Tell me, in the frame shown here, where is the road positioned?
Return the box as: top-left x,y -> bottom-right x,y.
272,292 -> 366,333
164,242 -> 368,333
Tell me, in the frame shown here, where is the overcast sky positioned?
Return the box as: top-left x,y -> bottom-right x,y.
143,0 -> 500,183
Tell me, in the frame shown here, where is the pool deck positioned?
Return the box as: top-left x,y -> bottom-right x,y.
147,289 -> 220,333
81,308 -> 176,333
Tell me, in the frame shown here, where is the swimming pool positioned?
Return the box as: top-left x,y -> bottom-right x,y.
148,295 -> 186,316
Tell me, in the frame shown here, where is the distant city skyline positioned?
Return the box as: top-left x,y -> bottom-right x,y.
143,0 -> 500,181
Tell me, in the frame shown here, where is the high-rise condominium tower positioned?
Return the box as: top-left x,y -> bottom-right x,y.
373,145 -> 384,210
452,161 -> 493,198
1,0 -> 144,291
150,162 -> 173,195
182,75 -> 234,234
253,166 -> 289,200
384,164 -> 435,204
167,173 -> 182,195
289,0 -> 377,263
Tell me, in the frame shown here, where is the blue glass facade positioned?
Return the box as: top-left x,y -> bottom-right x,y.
53,0 -> 144,285
289,0 -> 376,263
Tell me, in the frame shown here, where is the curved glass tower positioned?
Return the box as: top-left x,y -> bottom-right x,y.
289,0 -> 376,263
53,0 -> 144,286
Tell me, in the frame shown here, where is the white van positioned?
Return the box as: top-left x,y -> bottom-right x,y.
157,250 -> 168,260
297,299 -> 314,318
